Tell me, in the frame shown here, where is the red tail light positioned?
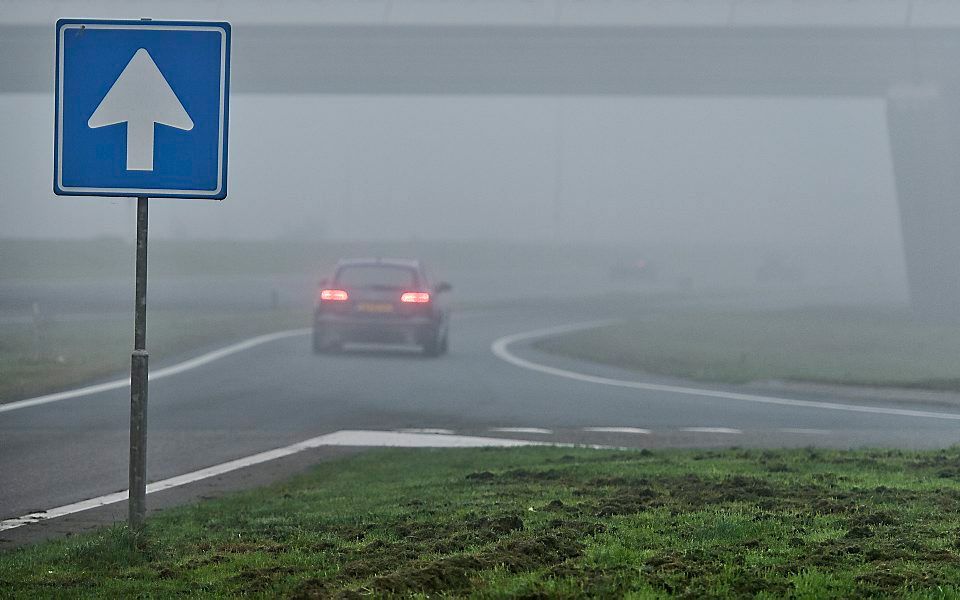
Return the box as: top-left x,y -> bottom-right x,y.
319,289 -> 349,302
400,291 -> 431,303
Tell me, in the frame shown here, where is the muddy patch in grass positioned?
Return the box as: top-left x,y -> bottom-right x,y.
388,512 -> 525,554
548,563 -> 634,597
232,565 -> 299,593
594,487 -> 661,517
855,568 -> 907,590
293,525 -> 596,597
334,540 -> 422,581
641,549 -> 723,595
213,541 -> 288,555
368,531 -> 585,595
670,474 -> 776,505
370,555 -> 487,594
500,468 -> 566,481
469,514 -> 525,536
642,551 -> 789,598
575,474 -> 779,515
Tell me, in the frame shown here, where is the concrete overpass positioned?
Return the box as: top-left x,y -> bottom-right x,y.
4,0 -> 960,312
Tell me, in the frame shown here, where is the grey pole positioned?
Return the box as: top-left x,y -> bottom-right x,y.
129,196 -> 149,529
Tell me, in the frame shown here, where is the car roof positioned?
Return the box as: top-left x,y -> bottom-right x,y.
334,258 -> 422,270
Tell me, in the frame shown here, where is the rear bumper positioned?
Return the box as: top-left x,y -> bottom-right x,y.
314,313 -> 437,344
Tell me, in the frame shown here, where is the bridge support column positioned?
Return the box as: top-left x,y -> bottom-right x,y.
887,83 -> 960,317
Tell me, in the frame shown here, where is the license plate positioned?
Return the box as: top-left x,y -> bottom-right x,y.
356,303 -> 394,313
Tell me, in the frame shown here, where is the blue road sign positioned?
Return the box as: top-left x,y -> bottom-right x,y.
55,19 -> 231,199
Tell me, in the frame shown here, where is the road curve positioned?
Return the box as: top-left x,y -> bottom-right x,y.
3,301 -> 960,523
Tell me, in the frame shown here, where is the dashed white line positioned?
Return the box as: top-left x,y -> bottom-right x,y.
680,427 -> 742,434
489,427 -> 554,435
491,321 -> 960,422
583,427 -> 651,434
0,328 -> 311,414
0,429 -> 546,532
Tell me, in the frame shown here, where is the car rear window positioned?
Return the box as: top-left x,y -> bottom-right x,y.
335,265 -> 417,289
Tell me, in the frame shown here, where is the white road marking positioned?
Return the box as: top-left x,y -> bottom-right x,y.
778,428 -> 831,435
395,428 -> 456,435
583,427 -> 651,434
490,427 -> 554,434
0,429 -> 547,532
491,322 -> 960,422
320,430 -> 545,448
0,328 -> 311,414
680,427 -> 742,434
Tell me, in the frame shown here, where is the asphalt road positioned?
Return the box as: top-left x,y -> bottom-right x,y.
3,300 -> 960,525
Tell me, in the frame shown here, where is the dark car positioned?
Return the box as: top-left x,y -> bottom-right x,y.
313,258 -> 451,356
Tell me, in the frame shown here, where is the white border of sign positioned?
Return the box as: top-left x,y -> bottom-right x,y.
54,21 -> 230,199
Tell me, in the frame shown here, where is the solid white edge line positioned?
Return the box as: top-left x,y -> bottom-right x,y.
0,429 -> 563,533
0,328 -> 312,414
491,321 -> 960,422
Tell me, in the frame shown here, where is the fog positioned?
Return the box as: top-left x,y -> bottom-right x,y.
1,91 -> 908,297
1,92 -> 901,244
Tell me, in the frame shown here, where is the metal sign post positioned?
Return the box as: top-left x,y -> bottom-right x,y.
54,19 -> 230,531
129,196 -> 149,528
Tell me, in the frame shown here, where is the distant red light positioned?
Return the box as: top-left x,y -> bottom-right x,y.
320,289 -> 349,302
400,292 -> 431,303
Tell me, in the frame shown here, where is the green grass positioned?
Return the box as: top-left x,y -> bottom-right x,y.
0,309 -> 306,403
4,446 -> 960,597
534,307 -> 960,391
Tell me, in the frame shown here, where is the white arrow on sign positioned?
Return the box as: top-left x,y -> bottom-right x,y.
87,48 -> 194,172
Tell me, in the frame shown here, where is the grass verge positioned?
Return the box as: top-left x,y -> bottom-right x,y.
534,307 -> 960,392
0,309 -> 306,403
4,446 -> 960,597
